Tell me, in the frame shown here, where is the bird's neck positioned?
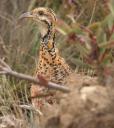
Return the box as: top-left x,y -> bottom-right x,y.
40,23 -> 56,50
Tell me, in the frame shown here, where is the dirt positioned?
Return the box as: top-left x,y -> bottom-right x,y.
39,73 -> 114,128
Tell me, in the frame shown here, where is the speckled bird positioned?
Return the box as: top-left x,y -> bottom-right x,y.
19,7 -> 71,108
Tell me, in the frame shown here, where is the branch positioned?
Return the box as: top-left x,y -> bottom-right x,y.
18,104 -> 43,115
0,59 -> 70,93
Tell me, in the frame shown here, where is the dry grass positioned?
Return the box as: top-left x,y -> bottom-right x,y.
0,0 -> 112,128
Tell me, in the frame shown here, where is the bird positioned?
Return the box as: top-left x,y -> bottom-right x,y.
19,7 -> 71,109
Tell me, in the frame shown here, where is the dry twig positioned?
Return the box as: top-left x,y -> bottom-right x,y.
0,59 -> 70,93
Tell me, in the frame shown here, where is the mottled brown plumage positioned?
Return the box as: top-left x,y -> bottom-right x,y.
19,7 -> 71,108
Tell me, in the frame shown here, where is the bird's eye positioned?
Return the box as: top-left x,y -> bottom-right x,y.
38,11 -> 43,15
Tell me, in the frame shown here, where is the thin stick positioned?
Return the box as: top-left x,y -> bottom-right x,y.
89,0 -> 97,24
0,59 -> 70,93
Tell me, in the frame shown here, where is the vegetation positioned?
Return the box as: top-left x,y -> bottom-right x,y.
0,0 -> 114,127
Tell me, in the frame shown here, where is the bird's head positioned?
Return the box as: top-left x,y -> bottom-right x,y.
19,7 -> 56,32
19,7 -> 57,49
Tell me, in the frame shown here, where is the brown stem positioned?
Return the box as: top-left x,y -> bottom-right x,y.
0,59 -> 70,93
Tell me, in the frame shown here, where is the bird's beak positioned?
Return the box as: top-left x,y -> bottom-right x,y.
18,12 -> 34,20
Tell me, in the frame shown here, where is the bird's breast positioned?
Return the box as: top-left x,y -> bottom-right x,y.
36,47 -> 71,84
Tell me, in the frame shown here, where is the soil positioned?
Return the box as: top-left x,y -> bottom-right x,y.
39,73 -> 114,128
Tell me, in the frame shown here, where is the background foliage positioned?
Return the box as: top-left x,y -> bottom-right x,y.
0,0 -> 114,127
